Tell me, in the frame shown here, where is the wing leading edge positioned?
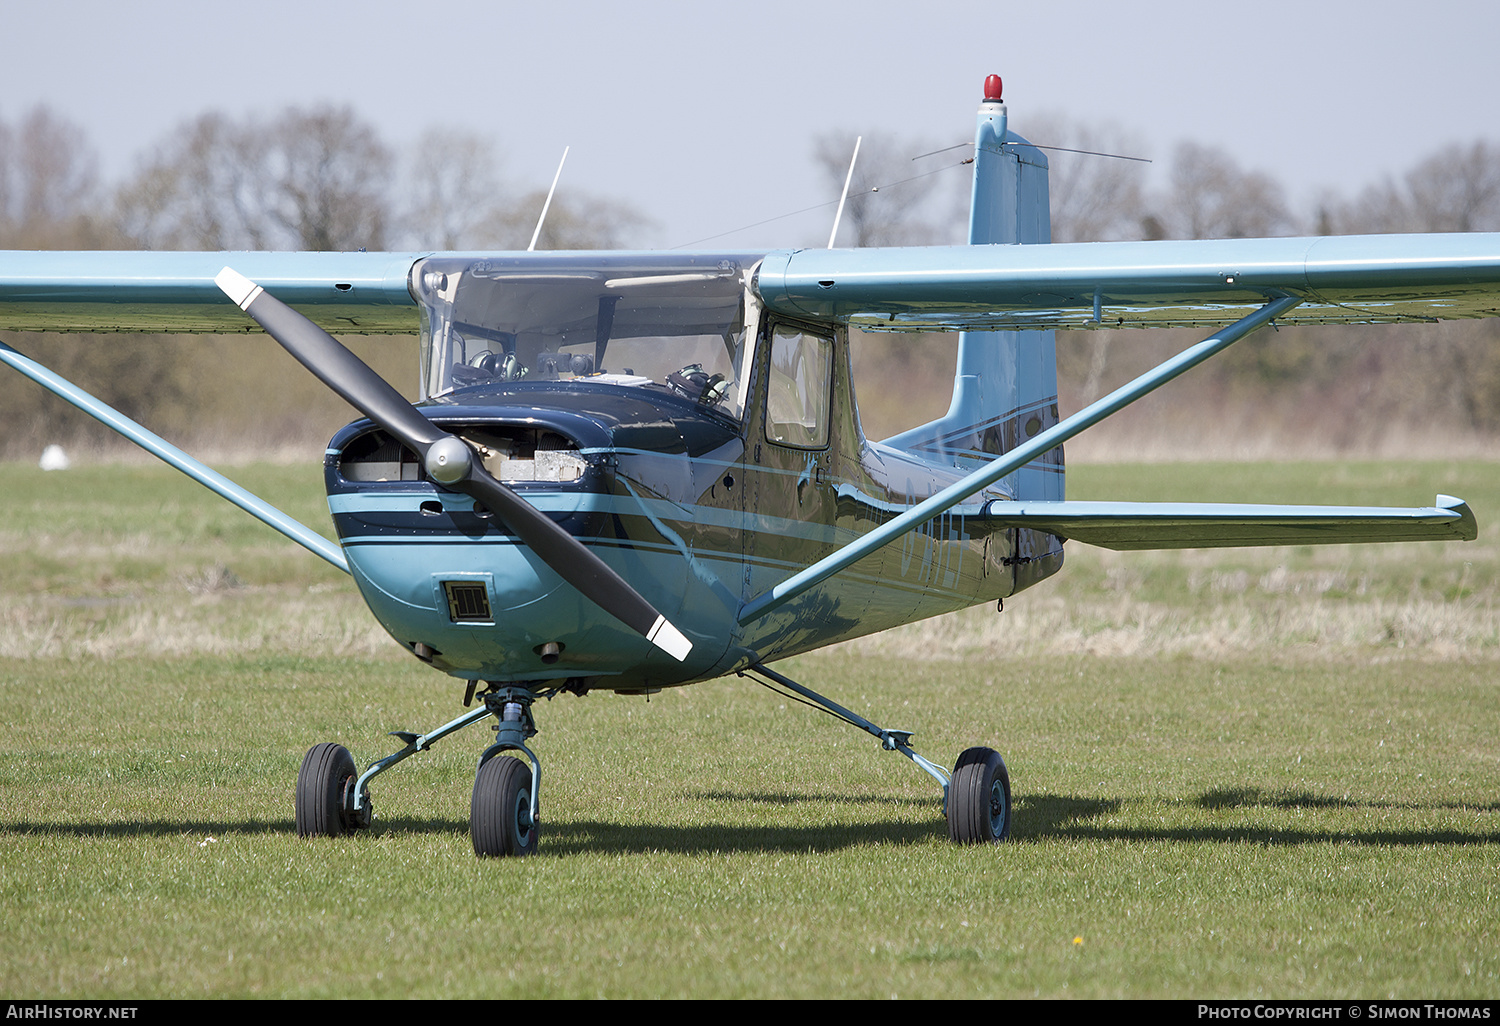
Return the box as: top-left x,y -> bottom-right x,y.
755,233 -> 1500,331
980,496 -> 1477,550
0,251 -> 425,334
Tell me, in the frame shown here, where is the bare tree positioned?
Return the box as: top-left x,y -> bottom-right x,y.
1020,115 -> 1148,243
266,107 -> 391,251
14,108 -> 98,231
1404,141 -> 1500,232
397,127 -> 508,250
0,107 -> 112,248
814,132 -> 967,248
466,189 -> 650,250
116,106 -> 391,251
1332,140 -> 1500,234
1145,142 -> 1295,240
0,118 -> 14,241
114,111 -> 274,249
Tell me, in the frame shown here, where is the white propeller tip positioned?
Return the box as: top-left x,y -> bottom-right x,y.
214,267 -> 262,310
647,617 -> 692,662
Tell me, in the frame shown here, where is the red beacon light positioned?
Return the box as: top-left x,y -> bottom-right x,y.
983,74 -> 1003,102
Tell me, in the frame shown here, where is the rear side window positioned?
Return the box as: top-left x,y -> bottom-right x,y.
765,326 -> 833,449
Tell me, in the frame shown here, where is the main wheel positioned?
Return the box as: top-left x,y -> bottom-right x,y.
947,746 -> 1012,844
296,742 -> 359,837
471,755 -> 538,857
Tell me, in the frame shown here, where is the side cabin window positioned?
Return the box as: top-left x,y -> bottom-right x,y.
765,325 -> 834,449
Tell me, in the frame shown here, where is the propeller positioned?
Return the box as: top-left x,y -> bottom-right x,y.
214,267 -> 692,662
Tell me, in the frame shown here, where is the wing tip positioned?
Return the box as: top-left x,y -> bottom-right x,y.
1436,495 -> 1479,541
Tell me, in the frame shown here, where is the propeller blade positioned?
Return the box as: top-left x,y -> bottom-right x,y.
214,267 -> 692,662
215,269 -> 444,453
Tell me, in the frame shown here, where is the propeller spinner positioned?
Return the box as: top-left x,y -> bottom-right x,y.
214,267 -> 692,663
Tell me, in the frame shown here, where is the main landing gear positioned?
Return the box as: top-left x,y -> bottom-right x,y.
294,684 -> 544,857
947,745 -> 1011,844
295,667 -> 1012,855
740,663 -> 1013,844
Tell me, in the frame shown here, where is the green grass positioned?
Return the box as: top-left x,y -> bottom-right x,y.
1,460 -> 1497,997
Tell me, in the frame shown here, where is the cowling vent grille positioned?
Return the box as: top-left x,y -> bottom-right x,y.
442,581 -> 493,622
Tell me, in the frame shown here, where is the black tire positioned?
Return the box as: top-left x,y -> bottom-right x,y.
471,755 -> 538,857
947,746 -> 1012,844
296,742 -> 358,837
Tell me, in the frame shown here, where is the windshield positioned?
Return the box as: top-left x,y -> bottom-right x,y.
412,253 -> 762,422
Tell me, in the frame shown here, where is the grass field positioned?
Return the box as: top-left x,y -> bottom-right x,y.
0,459 -> 1496,998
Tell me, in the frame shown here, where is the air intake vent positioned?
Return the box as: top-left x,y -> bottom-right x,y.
442,581 -> 493,622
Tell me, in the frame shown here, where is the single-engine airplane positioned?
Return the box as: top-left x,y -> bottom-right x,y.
1,76 -> 1496,856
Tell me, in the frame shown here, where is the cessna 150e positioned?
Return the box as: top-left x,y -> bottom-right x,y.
1,76 -> 1495,856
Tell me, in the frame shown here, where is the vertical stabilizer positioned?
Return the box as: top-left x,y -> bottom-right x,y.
884,75 -> 1064,505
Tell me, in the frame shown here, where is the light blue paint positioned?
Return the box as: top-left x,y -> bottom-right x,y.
0,251 -> 425,333
981,496 -> 1476,548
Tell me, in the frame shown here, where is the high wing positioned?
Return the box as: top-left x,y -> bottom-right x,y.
5,234 -> 1499,333
755,233 -> 1500,330
0,251 -> 422,333
0,250 -> 427,573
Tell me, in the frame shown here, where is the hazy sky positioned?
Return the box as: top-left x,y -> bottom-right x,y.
4,0 -> 1496,250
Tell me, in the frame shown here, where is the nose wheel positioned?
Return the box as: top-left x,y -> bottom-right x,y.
471,755 -> 538,857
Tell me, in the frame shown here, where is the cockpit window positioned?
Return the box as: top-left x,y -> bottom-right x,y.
412,253 -> 762,423
765,325 -> 834,449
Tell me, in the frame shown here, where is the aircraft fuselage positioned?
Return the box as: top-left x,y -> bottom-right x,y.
325,315 -> 1056,692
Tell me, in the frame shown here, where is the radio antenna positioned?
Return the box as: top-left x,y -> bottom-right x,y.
827,136 -> 862,248
529,146 -> 570,251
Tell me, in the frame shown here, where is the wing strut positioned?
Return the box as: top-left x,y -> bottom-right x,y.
737,296 -> 1302,625
0,339 -> 350,573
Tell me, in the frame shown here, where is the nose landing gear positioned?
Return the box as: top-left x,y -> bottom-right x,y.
294,683 -> 544,857
471,754 -> 538,857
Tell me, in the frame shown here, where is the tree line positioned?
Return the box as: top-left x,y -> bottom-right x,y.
0,105 -> 644,253
814,116 -> 1500,245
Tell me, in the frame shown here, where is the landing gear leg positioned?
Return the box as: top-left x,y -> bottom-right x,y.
738,657 -> 972,816
471,688 -> 542,858
294,684 -> 544,857
742,664 -> 1015,844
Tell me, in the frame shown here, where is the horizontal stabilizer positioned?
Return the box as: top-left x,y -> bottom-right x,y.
981,495 -> 1476,550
